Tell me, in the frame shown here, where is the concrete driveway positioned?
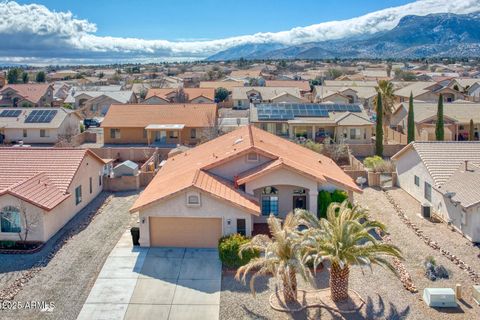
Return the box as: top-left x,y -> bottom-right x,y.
77,231 -> 221,320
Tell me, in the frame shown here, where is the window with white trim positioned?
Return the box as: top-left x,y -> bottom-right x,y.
261,187 -> 279,216
414,175 -> 420,186
186,192 -> 201,206
75,186 -> 82,205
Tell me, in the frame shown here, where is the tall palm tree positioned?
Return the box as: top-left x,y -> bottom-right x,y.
375,80 -> 395,143
296,201 -> 402,302
236,213 -> 312,303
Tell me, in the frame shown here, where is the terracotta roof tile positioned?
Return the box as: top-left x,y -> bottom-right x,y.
1,84 -> 52,104
145,88 -> 215,101
101,104 -> 217,128
0,148 -> 103,210
130,125 -> 360,212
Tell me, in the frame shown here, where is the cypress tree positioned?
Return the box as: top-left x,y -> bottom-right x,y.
375,92 -> 383,156
469,119 -> 474,141
407,92 -> 415,143
435,94 -> 444,141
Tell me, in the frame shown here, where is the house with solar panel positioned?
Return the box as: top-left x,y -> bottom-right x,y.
250,103 -> 374,144
0,108 -> 81,145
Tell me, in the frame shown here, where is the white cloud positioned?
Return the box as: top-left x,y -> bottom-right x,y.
0,0 -> 479,61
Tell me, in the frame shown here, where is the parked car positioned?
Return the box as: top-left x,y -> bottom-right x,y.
83,118 -> 101,128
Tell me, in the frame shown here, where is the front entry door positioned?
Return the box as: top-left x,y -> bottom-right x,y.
155,130 -> 167,143
293,195 -> 307,210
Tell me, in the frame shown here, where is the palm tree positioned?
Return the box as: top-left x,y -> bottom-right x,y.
236,213 -> 312,303
375,80 -> 395,143
296,201 -> 402,302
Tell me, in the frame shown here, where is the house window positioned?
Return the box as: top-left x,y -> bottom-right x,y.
414,175 -> 420,186
349,128 -> 362,140
261,187 -> 279,216
89,177 -> 93,194
75,186 -> 82,205
187,193 -> 200,206
237,219 -> 246,236
99,175 -> 102,186
190,128 -> 197,139
169,131 -> 179,139
23,129 -> 27,138
246,152 -> 259,162
0,206 -> 21,233
110,128 -> 120,139
424,182 -> 432,202
40,129 -> 49,138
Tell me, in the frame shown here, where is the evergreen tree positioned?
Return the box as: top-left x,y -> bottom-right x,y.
469,119 -> 475,141
375,92 -> 383,156
407,92 -> 415,143
36,71 -> 46,83
435,94 -> 444,141
22,72 -> 29,84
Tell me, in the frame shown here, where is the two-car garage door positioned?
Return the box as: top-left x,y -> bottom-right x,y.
149,217 -> 222,248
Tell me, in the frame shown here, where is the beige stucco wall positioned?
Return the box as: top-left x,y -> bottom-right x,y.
395,148 -> 480,242
136,187 -> 254,247
190,96 -> 214,104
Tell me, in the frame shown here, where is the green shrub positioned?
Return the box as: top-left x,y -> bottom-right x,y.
80,123 -> 85,133
331,190 -> 348,203
303,139 -> 323,153
318,190 -> 332,219
0,240 -> 16,248
218,234 -> 259,268
363,155 -> 384,169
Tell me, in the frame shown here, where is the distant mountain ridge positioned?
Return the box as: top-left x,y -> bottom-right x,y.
207,12 -> 480,60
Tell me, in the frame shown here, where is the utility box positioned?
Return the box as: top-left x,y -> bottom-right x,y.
423,288 -> 457,308
473,285 -> 480,305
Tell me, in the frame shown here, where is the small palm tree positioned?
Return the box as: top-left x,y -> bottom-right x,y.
236,213 -> 312,303
297,201 -> 402,302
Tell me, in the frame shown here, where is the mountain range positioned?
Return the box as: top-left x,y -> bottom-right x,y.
207,12 -> 480,60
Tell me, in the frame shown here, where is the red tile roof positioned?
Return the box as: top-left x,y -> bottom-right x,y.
0,148 -> 104,210
1,84 -> 52,104
130,125 -> 360,213
145,88 -> 215,101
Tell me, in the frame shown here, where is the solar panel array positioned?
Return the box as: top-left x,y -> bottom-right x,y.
256,103 -> 362,121
0,110 -> 21,117
24,110 -> 58,123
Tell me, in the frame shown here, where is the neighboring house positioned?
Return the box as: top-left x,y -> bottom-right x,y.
232,87 -> 304,109
65,90 -> 137,116
0,84 -> 54,108
392,142 -> 480,242
101,103 -> 217,146
391,102 -> 480,141
0,74 -> 5,88
0,148 -> 106,243
129,125 -> 361,247
394,81 -> 466,103
47,70 -> 79,81
0,108 -> 81,144
143,88 -> 215,104
250,103 -> 373,144
199,80 -> 245,91
230,69 -> 263,80
265,80 -> 312,95
312,85 -> 377,110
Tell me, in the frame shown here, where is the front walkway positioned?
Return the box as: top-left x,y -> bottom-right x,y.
77,231 -> 221,320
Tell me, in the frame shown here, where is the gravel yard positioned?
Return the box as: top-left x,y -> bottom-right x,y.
220,187 -> 480,320
0,191 -> 139,320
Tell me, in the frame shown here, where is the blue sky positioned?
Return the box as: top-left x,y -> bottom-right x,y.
16,0 -> 413,40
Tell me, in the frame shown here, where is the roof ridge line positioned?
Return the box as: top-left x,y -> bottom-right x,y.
248,125 -> 254,147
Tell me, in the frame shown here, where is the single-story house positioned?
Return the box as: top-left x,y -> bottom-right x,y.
250,103 -> 374,144
0,84 -> 54,108
130,125 -> 361,247
265,80 -> 312,95
392,142 -> 480,242
0,148 -> 106,243
391,102 -> 480,141
101,103 -> 218,146
232,86 -> 305,109
0,108 -> 81,144
64,89 -> 137,116
312,85 -> 377,109
394,81 -> 466,103
143,88 -> 215,104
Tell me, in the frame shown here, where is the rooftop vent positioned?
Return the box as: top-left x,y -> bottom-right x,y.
233,137 -> 243,145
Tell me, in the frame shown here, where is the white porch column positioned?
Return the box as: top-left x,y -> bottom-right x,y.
309,190 -> 318,216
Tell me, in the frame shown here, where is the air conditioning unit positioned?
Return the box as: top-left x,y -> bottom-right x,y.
423,288 -> 457,308
473,285 -> 480,305
421,203 -> 431,218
